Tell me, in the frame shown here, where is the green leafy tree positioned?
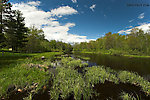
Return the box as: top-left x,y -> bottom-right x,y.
26,26 -> 44,53
104,32 -> 114,49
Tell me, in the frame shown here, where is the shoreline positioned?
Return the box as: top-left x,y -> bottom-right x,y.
74,51 -> 150,58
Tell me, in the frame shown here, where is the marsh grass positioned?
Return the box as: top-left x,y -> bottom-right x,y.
60,57 -> 88,69
85,66 -> 119,85
1,55 -> 150,99
85,66 -> 150,96
120,92 -> 138,100
50,67 -> 94,100
76,56 -> 90,60
50,57 -> 150,99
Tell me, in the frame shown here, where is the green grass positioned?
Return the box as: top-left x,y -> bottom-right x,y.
0,52 -> 62,67
0,52 -> 62,98
76,50 -> 150,58
0,63 -> 50,97
76,56 -> 90,60
123,54 -> 150,58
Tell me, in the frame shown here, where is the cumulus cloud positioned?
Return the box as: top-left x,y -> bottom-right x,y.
27,1 -> 41,6
50,6 -> 78,17
12,1 -> 90,43
90,4 -> 96,12
71,0 -> 77,3
118,29 -> 132,34
118,23 -> 150,34
138,13 -> 144,19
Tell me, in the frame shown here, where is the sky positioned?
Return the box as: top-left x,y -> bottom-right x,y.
10,0 -> 150,43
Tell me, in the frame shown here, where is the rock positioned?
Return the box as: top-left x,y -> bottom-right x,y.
41,56 -> 45,60
17,89 -> 23,92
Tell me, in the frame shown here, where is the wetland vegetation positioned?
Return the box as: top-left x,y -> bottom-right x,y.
1,0 -> 150,100
1,54 -> 150,100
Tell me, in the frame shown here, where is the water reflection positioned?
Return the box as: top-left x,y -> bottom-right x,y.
74,53 -> 150,76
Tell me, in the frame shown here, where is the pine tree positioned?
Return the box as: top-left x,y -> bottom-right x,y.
5,10 -> 28,51
0,0 -> 12,48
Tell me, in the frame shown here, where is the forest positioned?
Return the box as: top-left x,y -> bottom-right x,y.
74,28 -> 150,56
0,0 -> 72,54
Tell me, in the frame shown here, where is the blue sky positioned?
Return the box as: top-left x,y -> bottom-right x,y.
10,0 -> 150,43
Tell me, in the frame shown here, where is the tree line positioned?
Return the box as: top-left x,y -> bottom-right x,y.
73,28 -> 150,56
0,0 -> 72,53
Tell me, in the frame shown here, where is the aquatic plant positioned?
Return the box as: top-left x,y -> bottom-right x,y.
60,57 -> 88,69
120,91 -> 137,100
118,71 -> 150,95
50,67 -> 93,100
85,66 -> 119,85
76,56 -> 90,60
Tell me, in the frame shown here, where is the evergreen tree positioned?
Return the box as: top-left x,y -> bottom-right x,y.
0,0 -> 12,48
5,10 -> 28,51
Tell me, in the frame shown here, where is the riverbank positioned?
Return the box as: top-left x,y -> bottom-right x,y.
74,51 -> 150,58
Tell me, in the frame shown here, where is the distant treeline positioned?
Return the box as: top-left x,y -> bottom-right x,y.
0,0 -> 72,53
73,28 -> 150,56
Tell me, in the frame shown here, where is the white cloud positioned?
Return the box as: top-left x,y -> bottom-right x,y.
129,26 -> 133,28
126,26 -> 133,28
129,19 -> 134,23
50,6 -> 78,17
12,1 -> 90,43
27,1 -> 41,6
138,13 -> 144,19
118,29 -> 132,34
71,0 -> 77,3
136,23 -> 150,32
118,23 -> 150,34
90,4 -> 96,12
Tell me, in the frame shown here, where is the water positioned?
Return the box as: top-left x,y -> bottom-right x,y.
73,52 -> 150,99
73,53 -> 150,78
